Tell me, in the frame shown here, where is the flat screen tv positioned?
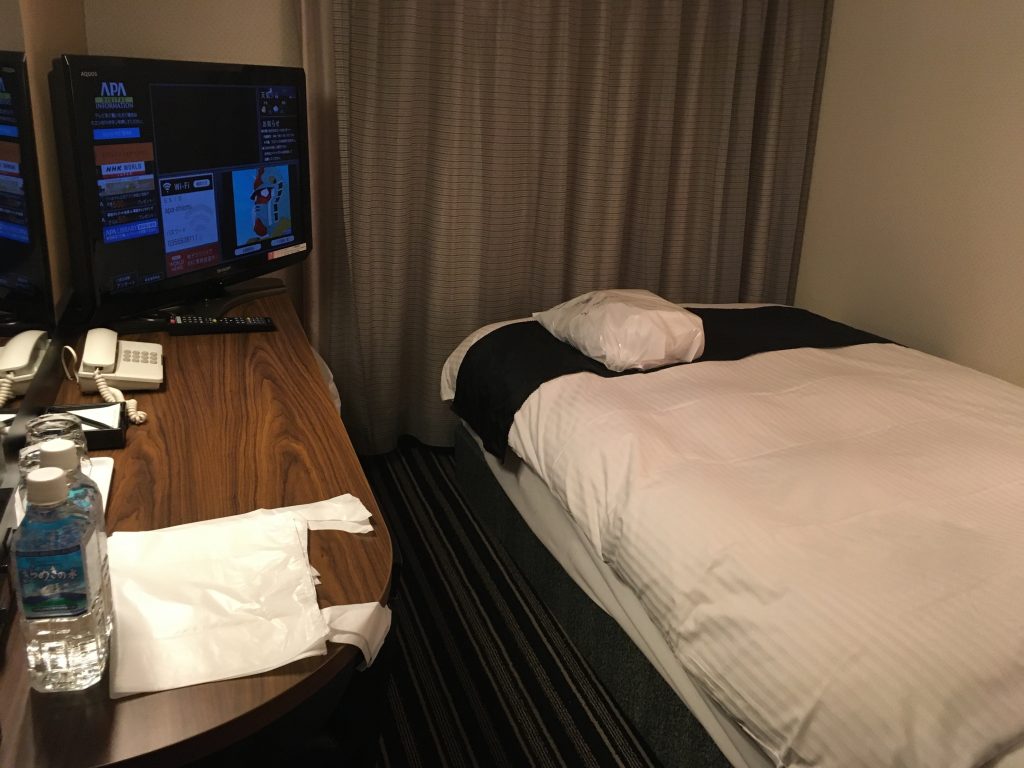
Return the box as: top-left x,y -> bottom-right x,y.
0,51 -> 55,331
50,55 -> 311,322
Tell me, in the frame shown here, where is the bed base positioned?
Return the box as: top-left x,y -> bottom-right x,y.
453,423 -> 728,768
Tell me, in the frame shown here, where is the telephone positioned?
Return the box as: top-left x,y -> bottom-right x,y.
0,329 -> 50,407
77,328 -> 164,392
75,328 -> 163,425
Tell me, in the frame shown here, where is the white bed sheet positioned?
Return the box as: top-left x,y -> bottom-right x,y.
468,419 -> 1024,768
508,343 -> 1024,767
444,307 -> 1024,768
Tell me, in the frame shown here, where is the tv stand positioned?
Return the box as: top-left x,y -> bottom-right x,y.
107,278 -> 289,333
167,277 -> 288,318
0,314 -> 45,335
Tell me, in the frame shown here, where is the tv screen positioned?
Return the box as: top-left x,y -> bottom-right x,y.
51,55 -> 311,320
0,51 -> 54,330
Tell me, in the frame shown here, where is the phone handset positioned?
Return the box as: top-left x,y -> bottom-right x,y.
76,328 -> 164,425
0,329 -> 50,407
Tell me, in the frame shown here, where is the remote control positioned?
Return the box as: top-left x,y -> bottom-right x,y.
167,315 -> 277,335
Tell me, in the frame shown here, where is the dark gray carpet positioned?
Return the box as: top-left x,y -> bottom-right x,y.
362,439 -> 662,767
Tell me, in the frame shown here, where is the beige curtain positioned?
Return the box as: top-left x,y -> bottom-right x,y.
301,0 -> 832,455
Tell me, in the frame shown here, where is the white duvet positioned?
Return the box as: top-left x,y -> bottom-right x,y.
502,342 -> 1024,767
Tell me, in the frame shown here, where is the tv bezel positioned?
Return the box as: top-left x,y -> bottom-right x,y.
0,50 -> 56,332
50,54 -> 312,322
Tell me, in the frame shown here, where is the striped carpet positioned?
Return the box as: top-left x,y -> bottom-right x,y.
360,438 -> 663,768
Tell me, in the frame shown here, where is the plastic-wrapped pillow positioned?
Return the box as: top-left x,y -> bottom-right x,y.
533,289 -> 705,372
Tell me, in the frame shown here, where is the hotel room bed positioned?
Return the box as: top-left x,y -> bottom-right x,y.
441,304 -> 1024,768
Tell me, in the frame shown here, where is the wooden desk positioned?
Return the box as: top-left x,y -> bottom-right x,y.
0,295 -> 393,767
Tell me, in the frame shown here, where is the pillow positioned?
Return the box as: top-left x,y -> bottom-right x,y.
532,289 -> 705,372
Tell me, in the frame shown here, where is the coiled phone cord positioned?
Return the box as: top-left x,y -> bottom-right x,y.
0,372 -> 14,409
61,346 -> 148,426
92,369 -> 148,425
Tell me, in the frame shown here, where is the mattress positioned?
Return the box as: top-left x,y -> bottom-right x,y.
461,419 -> 773,768
444,305 -> 1024,768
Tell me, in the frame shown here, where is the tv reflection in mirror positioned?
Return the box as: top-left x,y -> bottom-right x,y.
0,50 -> 55,334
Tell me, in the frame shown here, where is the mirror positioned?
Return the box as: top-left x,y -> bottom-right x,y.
0,43 -> 55,335
1,0 -> 26,637
2,0 -> 60,477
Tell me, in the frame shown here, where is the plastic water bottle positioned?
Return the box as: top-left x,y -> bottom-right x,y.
38,437 -> 114,639
11,466 -> 110,692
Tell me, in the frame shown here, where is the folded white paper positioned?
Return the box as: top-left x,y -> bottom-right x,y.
86,456 -> 114,509
66,403 -> 122,430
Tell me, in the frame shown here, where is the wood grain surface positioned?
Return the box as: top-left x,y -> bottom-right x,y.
0,295 -> 392,767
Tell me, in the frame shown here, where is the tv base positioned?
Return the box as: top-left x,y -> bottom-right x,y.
0,312 -> 52,336
166,277 -> 288,318
107,278 -> 288,333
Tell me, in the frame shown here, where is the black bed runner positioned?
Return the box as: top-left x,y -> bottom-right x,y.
452,306 -> 890,459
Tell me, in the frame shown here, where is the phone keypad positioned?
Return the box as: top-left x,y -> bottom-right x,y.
122,348 -> 161,365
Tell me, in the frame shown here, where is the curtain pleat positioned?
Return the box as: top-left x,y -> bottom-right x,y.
302,0 -> 832,454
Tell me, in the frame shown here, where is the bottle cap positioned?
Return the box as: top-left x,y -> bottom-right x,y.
38,438 -> 79,472
26,466 -> 70,506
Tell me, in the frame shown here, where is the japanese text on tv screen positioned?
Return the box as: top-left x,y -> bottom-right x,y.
83,72 -> 304,293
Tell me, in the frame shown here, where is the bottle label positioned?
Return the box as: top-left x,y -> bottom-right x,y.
84,532 -> 104,600
16,544 -> 89,619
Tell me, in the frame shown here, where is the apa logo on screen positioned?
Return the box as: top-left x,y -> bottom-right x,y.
100,81 -> 128,97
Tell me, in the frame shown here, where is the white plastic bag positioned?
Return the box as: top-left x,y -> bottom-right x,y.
107,513 -> 328,698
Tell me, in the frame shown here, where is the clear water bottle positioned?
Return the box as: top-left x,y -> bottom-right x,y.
38,438 -> 114,639
11,466 -> 110,692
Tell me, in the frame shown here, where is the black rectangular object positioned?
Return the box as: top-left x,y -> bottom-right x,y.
44,402 -> 127,450
168,314 -> 276,335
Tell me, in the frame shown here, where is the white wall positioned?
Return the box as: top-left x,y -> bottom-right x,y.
796,0 -> 1024,387
0,0 -> 24,50
84,0 -> 300,66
